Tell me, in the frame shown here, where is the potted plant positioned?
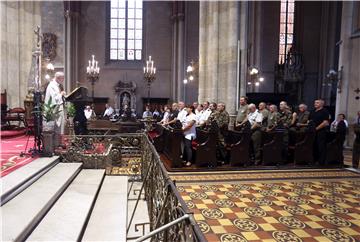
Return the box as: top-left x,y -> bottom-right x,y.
66,102 -> 76,135
66,102 -> 76,123
42,96 -> 61,131
42,97 -> 60,155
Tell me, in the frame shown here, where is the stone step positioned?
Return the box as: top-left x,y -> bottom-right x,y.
27,169 -> 105,242
0,156 -> 59,206
0,162 -> 82,242
82,176 -> 128,242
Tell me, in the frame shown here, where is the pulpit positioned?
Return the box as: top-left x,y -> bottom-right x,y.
65,86 -> 92,135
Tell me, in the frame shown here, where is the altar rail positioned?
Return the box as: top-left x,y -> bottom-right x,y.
57,134 -> 206,242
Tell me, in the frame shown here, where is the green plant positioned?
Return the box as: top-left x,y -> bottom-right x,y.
66,102 -> 76,118
42,96 -> 61,122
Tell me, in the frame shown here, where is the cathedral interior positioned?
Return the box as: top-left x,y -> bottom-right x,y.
1,1 -> 360,242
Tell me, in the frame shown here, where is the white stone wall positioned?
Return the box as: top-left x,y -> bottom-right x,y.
336,2 -> 360,146
0,1 -> 41,108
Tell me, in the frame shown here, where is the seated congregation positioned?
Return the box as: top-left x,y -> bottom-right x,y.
148,97 -> 349,169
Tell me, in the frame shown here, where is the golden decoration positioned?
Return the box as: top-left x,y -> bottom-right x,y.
232,184 -> 251,191
259,189 -> 278,197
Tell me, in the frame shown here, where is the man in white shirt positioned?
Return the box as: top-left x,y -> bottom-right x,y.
247,103 -> 263,165
177,101 -> 187,124
44,72 -> 65,147
182,106 -> 197,167
199,101 -> 211,126
84,105 -> 96,120
103,103 -> 114,118
195,104 -> 204,125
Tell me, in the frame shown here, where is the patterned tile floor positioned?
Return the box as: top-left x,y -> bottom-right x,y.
177,179 -> 360,242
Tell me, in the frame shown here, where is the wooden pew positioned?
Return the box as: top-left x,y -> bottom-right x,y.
325,130 -> 345,166
262,130 -> 284,165
87,120 -> 119,135
293,131 -> 315,165
162,126 -> 183,168
148,123 -> 165,152
193,128 -> 217,167
226,130 -> 251,166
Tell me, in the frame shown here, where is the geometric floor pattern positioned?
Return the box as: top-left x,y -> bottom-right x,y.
178,179 -> 360,242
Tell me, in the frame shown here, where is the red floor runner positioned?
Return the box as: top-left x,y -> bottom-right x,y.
0,135 -> 37,177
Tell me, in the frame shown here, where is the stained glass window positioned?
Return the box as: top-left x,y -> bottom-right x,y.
110,0 -> 143,61
279,0 -> 295,63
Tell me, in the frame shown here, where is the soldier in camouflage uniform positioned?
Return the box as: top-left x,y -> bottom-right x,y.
262,104 -> 280,145
259,102 -> 269,128
215,102 -> 230,162
279,101 -> 292,162
235,96 -> 249,130
266,105 -> 280,132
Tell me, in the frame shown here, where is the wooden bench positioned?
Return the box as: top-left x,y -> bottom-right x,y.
162,126 -> 183,168
193,128 -> 217,168
262,130 -> 284,165
326,130 -> 345,165
226,130 -> 251,166
87,120 -> 119,135
148,123 -> 165,152
292,131 -> 315,165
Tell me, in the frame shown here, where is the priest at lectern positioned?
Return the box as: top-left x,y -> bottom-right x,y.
44,72 -> 66,146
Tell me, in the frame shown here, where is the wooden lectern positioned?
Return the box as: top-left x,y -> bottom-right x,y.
65,86 -> 92,135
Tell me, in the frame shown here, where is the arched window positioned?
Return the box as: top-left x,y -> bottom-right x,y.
278,0 -> 295,63
110,0 -> 143,61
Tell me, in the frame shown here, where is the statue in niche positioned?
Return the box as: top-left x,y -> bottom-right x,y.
121,92 -> 131,109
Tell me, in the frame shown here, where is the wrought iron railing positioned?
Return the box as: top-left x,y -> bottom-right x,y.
58,133 -> 206,242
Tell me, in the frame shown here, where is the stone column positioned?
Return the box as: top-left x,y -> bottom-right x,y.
336,2 -> 360,146
64,2 -> 79,93
198,1 -> 240,115
176,2 -> 185,101
0,2 -> 41,108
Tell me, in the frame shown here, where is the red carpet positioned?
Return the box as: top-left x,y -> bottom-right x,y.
1,135 -> 37,177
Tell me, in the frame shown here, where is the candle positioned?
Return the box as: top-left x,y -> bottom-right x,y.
143,67 -> 146,73
95,61 -> 98,68
154,68 -> 156,74
151,60 -> 154,70
87,67 -> 90,73
88,60 -> 91,67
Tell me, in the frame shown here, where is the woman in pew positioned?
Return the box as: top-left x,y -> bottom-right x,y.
182,105 -> 197,167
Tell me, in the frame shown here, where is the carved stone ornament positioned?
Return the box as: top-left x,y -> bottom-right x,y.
114,80 -> 137,110
42,33 -> 57,60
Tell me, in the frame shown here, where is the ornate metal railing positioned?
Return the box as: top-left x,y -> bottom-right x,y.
58,133 -> 206,242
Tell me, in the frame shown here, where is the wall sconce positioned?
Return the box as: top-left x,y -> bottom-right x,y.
247,67 -> 264,92
326,66 -> 343,93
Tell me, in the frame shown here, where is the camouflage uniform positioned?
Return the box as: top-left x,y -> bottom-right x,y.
260,108 -> 270,128
267,111 -> 280,130
236,105 -> 248,125
279,109 -> 292,162
209,110 -> 230,162
215,110 -> 230,144
279,110 -> 292,128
